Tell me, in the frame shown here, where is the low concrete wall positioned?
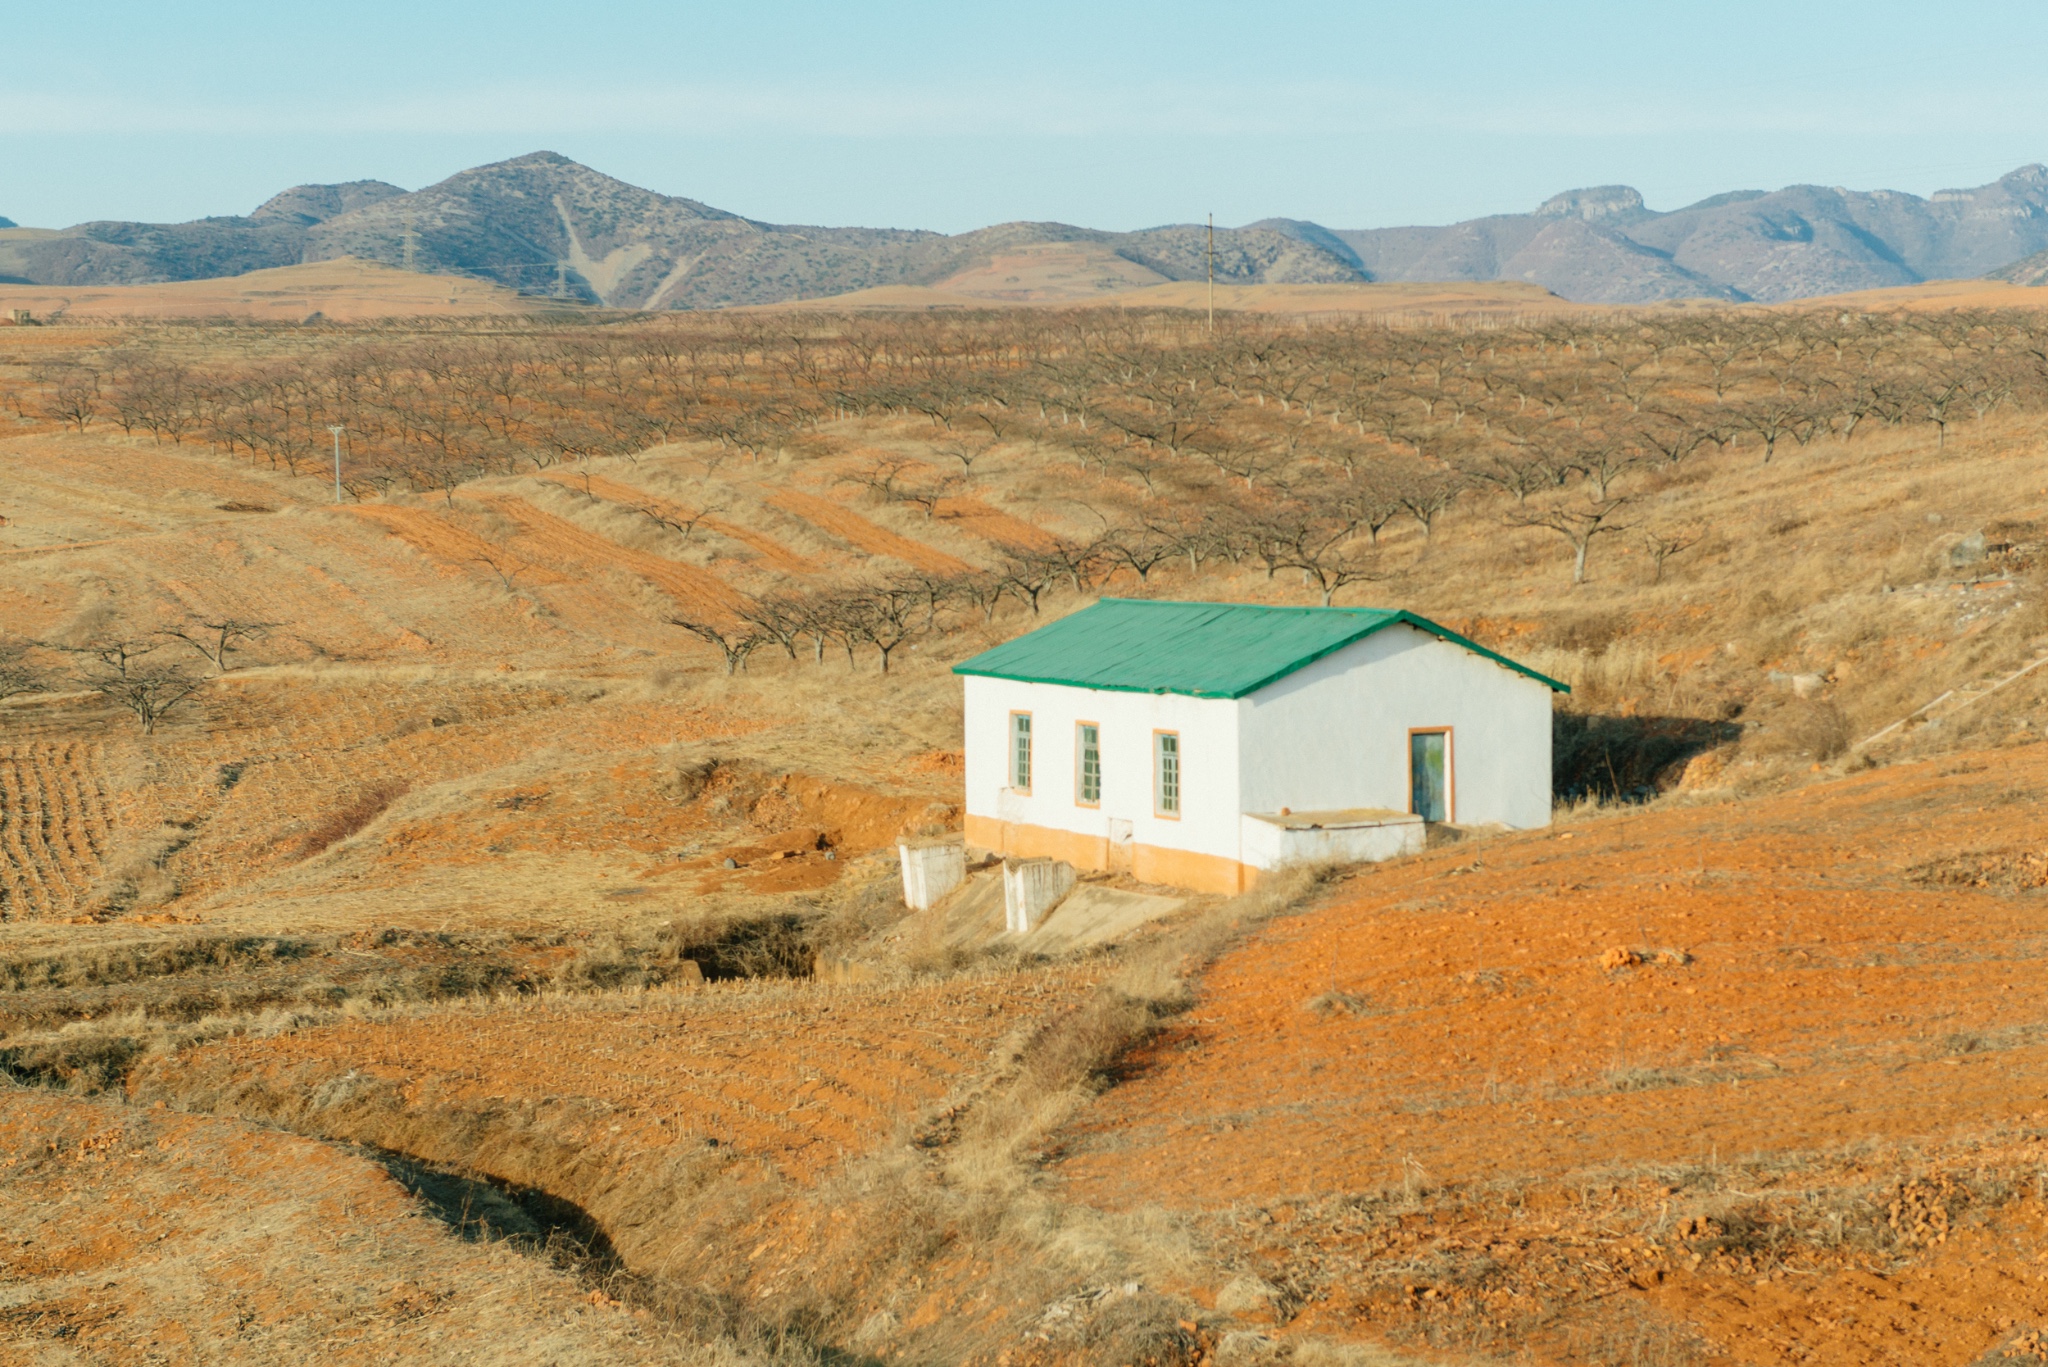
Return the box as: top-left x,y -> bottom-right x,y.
899,839 -> 966,911
1240,810 -> 1424,871
1003,857 -> 1076,934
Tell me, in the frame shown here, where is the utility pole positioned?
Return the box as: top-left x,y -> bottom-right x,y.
328,425 -> 345,502
400,213 -> 420,273
1206,213 -> 1215,333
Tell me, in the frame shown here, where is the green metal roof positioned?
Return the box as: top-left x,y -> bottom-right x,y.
953,599 -> 1567,698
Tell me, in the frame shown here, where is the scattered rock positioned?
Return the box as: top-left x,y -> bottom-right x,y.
1214,1274 -> 1283,1315
851,1309 -> 899,1348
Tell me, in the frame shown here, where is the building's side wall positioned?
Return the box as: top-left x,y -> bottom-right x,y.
1237,626 -> 1555,829
961,675 -> 1247,892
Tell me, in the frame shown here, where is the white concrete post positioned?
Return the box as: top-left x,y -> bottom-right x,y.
899,840 -> 966,911
1003,857 -> 1076,934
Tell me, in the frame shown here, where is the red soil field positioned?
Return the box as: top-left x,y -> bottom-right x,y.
480,493 -> 748,619
1051,743 -> 2048,1364
935,493 -> 1058,551
1062,747 -> 2048,1205
770,488 -> 974,575
136,969 -> 1094,1188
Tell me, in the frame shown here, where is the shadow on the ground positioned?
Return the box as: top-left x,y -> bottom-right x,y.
1554,711 -> 1742,803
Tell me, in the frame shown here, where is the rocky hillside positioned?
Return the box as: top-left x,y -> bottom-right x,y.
0,153 -> 1361,309
1259,165 -> 2048,303
11,153 -> 2048,306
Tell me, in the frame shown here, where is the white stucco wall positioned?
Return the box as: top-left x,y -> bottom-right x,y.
1236,625 -> 1555,829
961,675 -> 1240,861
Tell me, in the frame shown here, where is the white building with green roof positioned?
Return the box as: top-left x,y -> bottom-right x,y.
951,599 -> 1566,894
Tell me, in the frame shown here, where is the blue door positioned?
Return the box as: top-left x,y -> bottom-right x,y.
1410,731 -> 1448,822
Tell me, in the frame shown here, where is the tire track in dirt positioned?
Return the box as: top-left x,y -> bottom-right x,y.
538,471 -> 821,575
0,743 -> 108,920
769,489 -> 974,575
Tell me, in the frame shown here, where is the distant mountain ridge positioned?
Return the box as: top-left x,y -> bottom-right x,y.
4,153 -> 2048,307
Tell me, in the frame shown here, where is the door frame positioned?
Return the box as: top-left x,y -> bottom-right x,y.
1406,726 -> 1455,823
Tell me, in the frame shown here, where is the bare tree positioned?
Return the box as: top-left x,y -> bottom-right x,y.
1505,495 -> 1634,586
956,571 -> 1014,625
34,362 -> 101,431
1639,526 -> 1703,583
1258,506 -> 1382,606
844,578 -> 930,673
1096,524 -> 1185,584
995,550 -> 1068,615
666,617 -> 765,675
161,617 -> 277,673
895,471 -> 965,521
737,593 -> 813,661
933,440 -> 994,473
1392,467 -> 1467,542
0,640 -> 42,704
76,643 -> 204,735
630,497 -> 726,544
468,550 -> 534,593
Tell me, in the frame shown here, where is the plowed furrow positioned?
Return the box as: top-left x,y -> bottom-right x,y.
769,490 -> 973,575
479,495 -> 747,621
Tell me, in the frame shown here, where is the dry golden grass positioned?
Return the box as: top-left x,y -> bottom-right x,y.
2,305 -> 2048,1363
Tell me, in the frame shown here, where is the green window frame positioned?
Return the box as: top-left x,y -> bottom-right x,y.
1076,722 -> 1101,806
1154,731 -> 1180,816
1009,711 -> 1032,791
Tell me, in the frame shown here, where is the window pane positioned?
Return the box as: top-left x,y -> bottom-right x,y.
1011,714 -> 1032,790
1155,732 -> 1179,814
1077,724 -> 1100,804
1410,731 -> 1446,822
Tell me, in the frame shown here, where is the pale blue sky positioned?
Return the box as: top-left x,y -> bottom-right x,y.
6,1 -> 2048,232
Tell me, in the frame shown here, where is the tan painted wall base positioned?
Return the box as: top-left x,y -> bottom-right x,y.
964,814 -> 1254,895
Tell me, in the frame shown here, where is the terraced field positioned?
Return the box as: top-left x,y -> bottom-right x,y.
0,742 -> 109,920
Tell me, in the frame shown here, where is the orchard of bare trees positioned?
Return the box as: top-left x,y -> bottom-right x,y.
6,305 -> 2044,667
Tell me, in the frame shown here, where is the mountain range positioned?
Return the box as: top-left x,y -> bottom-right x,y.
5,152 -> 2048,308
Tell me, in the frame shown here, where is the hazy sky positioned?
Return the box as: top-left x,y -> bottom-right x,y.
7,1 -> 2048,232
